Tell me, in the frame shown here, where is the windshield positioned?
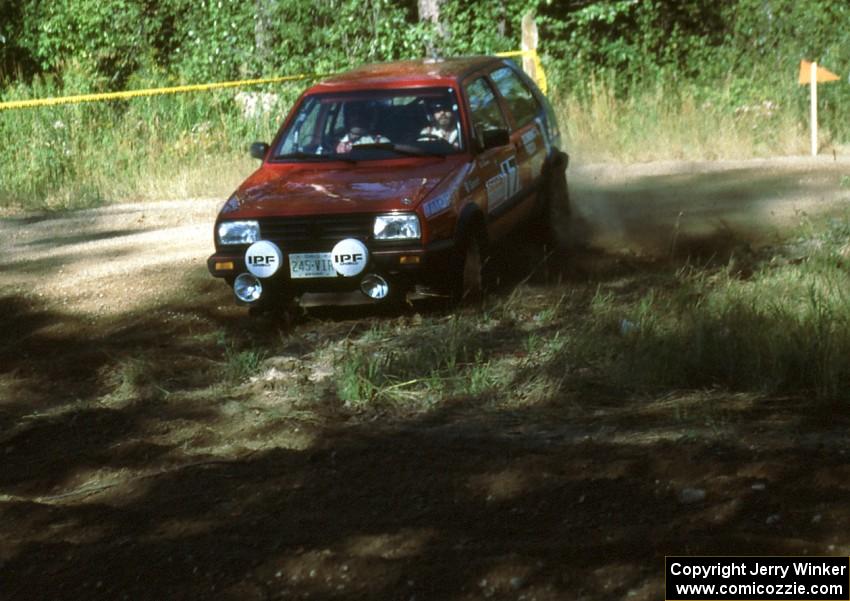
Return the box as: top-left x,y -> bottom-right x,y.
273,87 -> 464,161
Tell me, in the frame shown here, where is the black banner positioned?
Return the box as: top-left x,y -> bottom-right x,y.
666,557 -> 850,601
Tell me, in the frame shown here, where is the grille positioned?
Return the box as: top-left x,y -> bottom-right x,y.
259,214 -> 373,246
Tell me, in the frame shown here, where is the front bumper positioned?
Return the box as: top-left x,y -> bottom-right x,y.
208,239 -> 455,296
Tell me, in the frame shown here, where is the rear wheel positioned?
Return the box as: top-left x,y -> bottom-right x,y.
535,154 -> 571,248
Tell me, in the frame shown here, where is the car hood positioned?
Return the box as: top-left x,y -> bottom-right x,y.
227,158 -> 465,218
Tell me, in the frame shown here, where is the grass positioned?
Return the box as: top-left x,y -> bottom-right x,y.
0,70 -> 835,211
556,75 -> 810,163
319,211 -> 850,414
100,356 -> 169,405
577,214 -> 850,401
585,266 -> 850,399
218,333 -> 267,384
328,292 -> 580,412
334,317 -> 503,408
0,72 -> 303,211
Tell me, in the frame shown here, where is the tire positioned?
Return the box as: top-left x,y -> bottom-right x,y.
536,154 -> 571,248
380,281 -> 412,311
451,229 -> 486,305
246,290 -> 296,318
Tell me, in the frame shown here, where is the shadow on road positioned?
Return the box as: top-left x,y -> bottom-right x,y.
2,394 -> 845,600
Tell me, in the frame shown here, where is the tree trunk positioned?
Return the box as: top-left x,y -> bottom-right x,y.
418,0 -> 447,56
521,12 -> 538,84
254,0 -> 275,65
497,0 -> 506,38
417,0 -> 442,25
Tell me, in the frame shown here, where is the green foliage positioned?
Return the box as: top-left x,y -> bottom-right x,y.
17,0 -> 175,87
249,0 -> 425,76
2,0 -> 426,86
0,0 -> 34,80
4,0 -> 850,93
436,0 -> 534,55
538,0 -> 734,90
6,0 -> 850,206
729,0 -> 850,76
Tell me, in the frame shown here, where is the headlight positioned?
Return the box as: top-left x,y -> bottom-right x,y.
218,220 -> 259,245
373,214 -> 421,240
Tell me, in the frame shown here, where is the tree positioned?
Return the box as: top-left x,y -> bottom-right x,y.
254,0 -> 276,67
418,0 -> 448,56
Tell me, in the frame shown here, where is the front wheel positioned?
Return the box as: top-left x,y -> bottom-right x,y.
245,288 -> 297,318
451,231 -> 487,305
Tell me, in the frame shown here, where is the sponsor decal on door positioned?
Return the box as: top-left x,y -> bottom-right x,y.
485,155 -> 519,212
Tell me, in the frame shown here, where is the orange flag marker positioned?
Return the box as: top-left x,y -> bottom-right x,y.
798,60 -> 840,84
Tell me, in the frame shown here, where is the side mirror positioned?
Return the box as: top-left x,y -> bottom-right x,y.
480,128 -> 510,151
249,142 -> 270,160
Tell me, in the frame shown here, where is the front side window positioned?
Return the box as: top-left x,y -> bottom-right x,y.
273,87 -> 463,161
465,77 -> 509,149
491,66 -> 540,128
277,97 -> 323,155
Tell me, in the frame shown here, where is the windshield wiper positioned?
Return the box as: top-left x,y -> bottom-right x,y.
274,151 -> 357,163
352,142 -> 447,158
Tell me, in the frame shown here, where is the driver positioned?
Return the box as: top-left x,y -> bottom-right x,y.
336,105 -> 389,153
419,99 -> 459,147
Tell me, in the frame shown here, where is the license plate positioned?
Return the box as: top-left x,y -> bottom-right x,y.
289,252 -> 336,278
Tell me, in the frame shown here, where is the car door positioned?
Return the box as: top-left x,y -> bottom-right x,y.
462,75 -> 520,242
489,65 -> 548,220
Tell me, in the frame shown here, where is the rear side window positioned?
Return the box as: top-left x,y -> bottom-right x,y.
465,77 -> 508,146
491,66 -> 540,128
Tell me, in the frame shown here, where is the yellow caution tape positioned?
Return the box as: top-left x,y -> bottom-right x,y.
0,73 -> 327,112
0,50 -> 548,112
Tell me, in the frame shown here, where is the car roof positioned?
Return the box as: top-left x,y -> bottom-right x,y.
307,56 -> 505,93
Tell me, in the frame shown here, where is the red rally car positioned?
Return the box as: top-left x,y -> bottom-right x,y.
208,55 -> 569,310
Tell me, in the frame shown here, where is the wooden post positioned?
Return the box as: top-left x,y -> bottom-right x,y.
798,59 -> 839,155
811,61 -> 818,156
521,12 -> 538,83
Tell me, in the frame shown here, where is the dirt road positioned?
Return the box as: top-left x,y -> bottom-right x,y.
1,157 -> 849,600
3,156 -> 847,317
